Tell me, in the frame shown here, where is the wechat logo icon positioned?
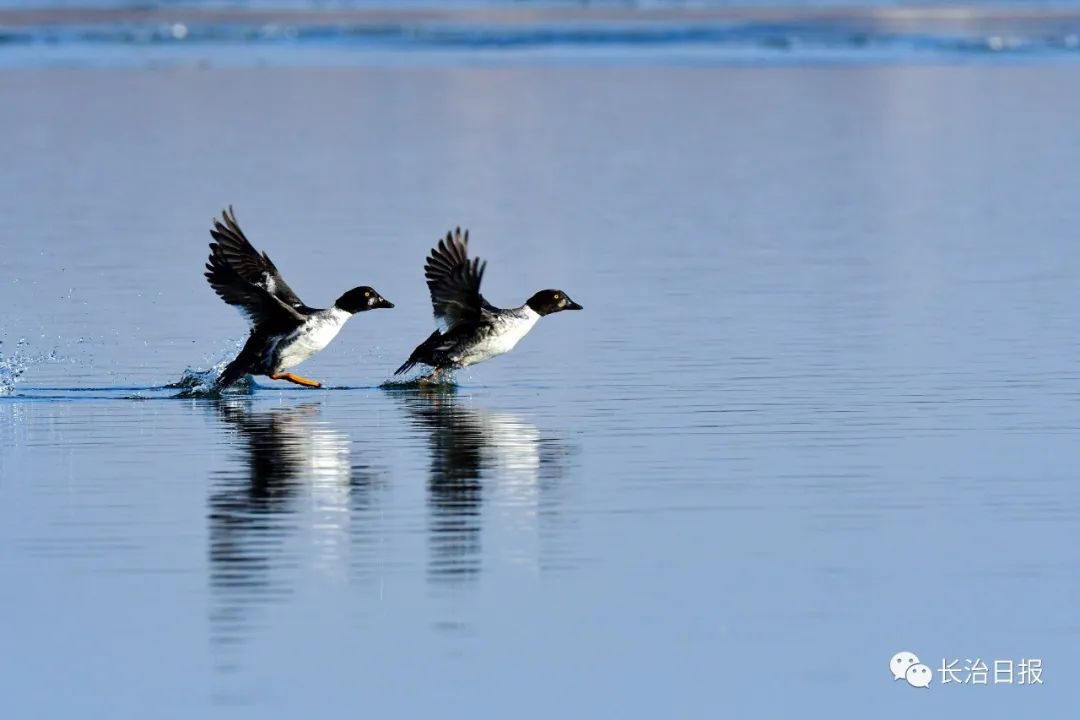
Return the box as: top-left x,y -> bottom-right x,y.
891,651 -> 931,689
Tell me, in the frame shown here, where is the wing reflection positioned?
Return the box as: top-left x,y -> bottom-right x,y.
207,399 -> 382,651
388,386 -> 573,586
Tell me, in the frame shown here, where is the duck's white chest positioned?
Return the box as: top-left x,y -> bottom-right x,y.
271,309 -> 350,372
459,309 -> 540,366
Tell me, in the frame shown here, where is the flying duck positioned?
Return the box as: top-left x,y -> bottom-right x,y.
205,207 -> 393,390
394,228 -> 581,382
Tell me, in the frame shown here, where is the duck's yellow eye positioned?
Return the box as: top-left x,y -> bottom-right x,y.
364,291 -> 370,297
554,293 -> 560,299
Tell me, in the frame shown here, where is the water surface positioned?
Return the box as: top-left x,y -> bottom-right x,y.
2,62 -> 1080,717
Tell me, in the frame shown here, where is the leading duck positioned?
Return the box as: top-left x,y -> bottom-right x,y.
205,207 -> 394,390
395,227 -> 582,382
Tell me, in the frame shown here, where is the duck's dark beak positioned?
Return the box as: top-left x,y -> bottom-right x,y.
565,299 -> 583,311
377,297 -> 395,309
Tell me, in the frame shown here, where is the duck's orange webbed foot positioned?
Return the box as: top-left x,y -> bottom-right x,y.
418,368 -> 443,385
270,373 -> 322,388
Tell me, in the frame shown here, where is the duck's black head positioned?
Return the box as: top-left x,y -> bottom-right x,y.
525,289 -> 583,317
335,286 -> 394,314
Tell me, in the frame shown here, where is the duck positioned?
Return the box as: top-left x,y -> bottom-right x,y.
394,227 -> 581,382
205,207 -> 393,390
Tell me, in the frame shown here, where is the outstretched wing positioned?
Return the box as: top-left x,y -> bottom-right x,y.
205,208 -> 306,329
208,206 -> 308,311
424,227 -> 488,332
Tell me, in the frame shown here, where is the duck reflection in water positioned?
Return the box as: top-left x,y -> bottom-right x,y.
208,399 -> 382,649
387,385 -> 573,585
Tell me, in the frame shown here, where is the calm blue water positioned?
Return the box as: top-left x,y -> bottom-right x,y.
2,12 -> 1080,719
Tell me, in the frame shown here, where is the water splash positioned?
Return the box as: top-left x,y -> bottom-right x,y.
0,338 -> 58,395
0,342 -> 28,395
167,361 -> 256,399
379,371 -> 458,391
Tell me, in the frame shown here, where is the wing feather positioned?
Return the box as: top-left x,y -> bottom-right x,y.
424,228 -> 488,332
205,207 -> 305,329
208,206 -> 307,311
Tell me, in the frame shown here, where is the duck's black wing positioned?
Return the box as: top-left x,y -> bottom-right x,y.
424,227 -> 491,332
205,208 -> 307,331
208,207 -> 310,313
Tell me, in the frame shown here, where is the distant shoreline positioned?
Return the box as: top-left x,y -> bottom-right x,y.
7,5 -> 1080,66
6,5 -> 1080,30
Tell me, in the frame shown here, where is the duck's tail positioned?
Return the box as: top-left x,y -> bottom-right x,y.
394,330 -> 442,375
215,332 -> 261,389
215,355 -> 252,390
